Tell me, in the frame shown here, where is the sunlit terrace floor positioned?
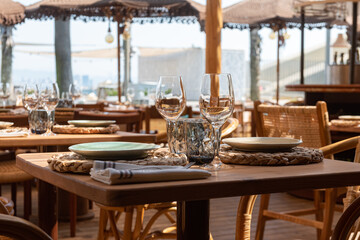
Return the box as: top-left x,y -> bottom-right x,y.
2,184 -> 343,240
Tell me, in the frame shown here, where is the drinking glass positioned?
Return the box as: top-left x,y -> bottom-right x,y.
23,84 -> 39,132
0,83 -> 11,108
126,87 -> 135,104
69,83 -> 81,108
155,76 -> 186,152
39,83 -> 59,135
199,73 -> 235,170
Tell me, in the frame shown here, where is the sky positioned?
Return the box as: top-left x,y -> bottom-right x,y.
12,0 -> 345,85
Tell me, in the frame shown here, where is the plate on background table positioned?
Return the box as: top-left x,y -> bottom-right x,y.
338,115 -> 360,121
0,121 -> 13,129
222,137 -> 302,152
69,142 -> 160,160
68,120 -> 116,127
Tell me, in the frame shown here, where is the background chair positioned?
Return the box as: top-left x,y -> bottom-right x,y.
74,111 -> 142,133
252,100 -> 334,240
75,103 -> 105,111
0,114 -> 32,219
0,114 -> 28,127
144,105 -> 193,134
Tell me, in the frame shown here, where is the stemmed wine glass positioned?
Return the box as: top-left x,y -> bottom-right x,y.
23,84 -> 40,133
0,83 -> 11,108
199,73 -> 235,170
69,83 -> 81,108
39,83 -> 59,135
155,76 -> 186,152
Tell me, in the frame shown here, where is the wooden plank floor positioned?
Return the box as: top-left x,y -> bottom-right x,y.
1,184 -> 342,240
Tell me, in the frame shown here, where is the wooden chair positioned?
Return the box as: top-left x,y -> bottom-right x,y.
75,103 -> 105,111
74,111 -> 142,133
252,101 -> 334,240
144,105 -> 193,134
0,196 -> 50,240
0,213 -> 52,240
0,114 -> 28,127
331,138 -> 360,240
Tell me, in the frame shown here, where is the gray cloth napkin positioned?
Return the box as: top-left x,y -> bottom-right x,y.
90,161 -> 211,185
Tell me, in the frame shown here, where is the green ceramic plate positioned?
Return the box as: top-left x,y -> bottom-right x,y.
68,120 -> 116,127
68,142 -> 160,160
222,137 -> 302,152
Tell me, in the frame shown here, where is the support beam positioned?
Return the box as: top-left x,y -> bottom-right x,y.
350,2 -> 358,84
205,0 -> 222,74
117,20 -> 122,102
300,7 -> 305,84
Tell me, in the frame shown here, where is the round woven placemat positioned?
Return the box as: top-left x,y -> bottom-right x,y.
48,148 -> 187,173
330,119 -> 360,128
220,145 -> 323,166
52,124 -> 120,134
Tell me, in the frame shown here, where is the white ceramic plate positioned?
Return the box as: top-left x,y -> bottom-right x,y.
69,141 -> 160,160
222,137 -> 302,152
0,121 -> 14,129
338,115 -> 360,121
0,132 -> 27,138
68,120 -> 116,127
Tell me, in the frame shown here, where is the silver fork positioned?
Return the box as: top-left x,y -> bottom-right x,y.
184,162 -> 195,169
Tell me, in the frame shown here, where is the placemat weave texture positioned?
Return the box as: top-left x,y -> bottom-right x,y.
220,145 -> 323,166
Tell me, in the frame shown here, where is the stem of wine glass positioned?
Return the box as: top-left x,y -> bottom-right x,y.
166,119 -> 175,153
212,124 -> 222,169
2,100 -> 5,108
47,111 -> 53,135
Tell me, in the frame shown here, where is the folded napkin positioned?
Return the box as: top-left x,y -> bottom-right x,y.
0,132 -> 28,138
90,161 -> 211,185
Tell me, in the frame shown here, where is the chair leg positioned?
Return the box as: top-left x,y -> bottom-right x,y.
11,183 -> 17,216
108,210 -> 121,240
255,194 -> 271,240
23,180 -> 32,220
236,195 -> 258,240
98,208 -> 108,240
314,189 -> 324,239
123,207 -> 134,240
89,200 -> 93,209
69,193 -> 77,237
320,188 -> 337,240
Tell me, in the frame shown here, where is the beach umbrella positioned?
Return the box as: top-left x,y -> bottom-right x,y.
0,0 -> 25,26
26,0 -> 204,102
223,0 -> 336,104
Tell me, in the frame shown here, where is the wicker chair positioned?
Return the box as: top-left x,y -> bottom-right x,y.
250,101 -> 334,240
331,138 -> 360,240
0,196 -> 50,240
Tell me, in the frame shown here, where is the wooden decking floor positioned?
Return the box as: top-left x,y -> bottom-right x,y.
1,184 -> 343,240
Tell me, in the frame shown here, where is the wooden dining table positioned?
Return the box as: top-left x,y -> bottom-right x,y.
16,153 -> 360,240
0,131 -> 156,149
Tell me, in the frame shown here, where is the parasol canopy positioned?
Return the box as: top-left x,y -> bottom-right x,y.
25,0 -> 204,23
0,0 -> 25,26
223,0 -> 336,30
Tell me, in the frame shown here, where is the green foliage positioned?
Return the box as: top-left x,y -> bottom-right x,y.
106,88 -> 118,96
165,88 -> 172,94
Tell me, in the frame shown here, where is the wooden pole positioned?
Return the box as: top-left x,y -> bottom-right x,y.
205,0 -> 222,99
350,2 -> 358,84
300,7 -> 305,84
276,31 -> 280,104
117,20 -> 122,103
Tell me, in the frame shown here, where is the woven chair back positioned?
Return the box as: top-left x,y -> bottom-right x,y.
254,101 -> 331,148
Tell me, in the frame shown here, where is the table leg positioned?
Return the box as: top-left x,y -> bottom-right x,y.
177,200 -> 210,240
38,180 -> 58,240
